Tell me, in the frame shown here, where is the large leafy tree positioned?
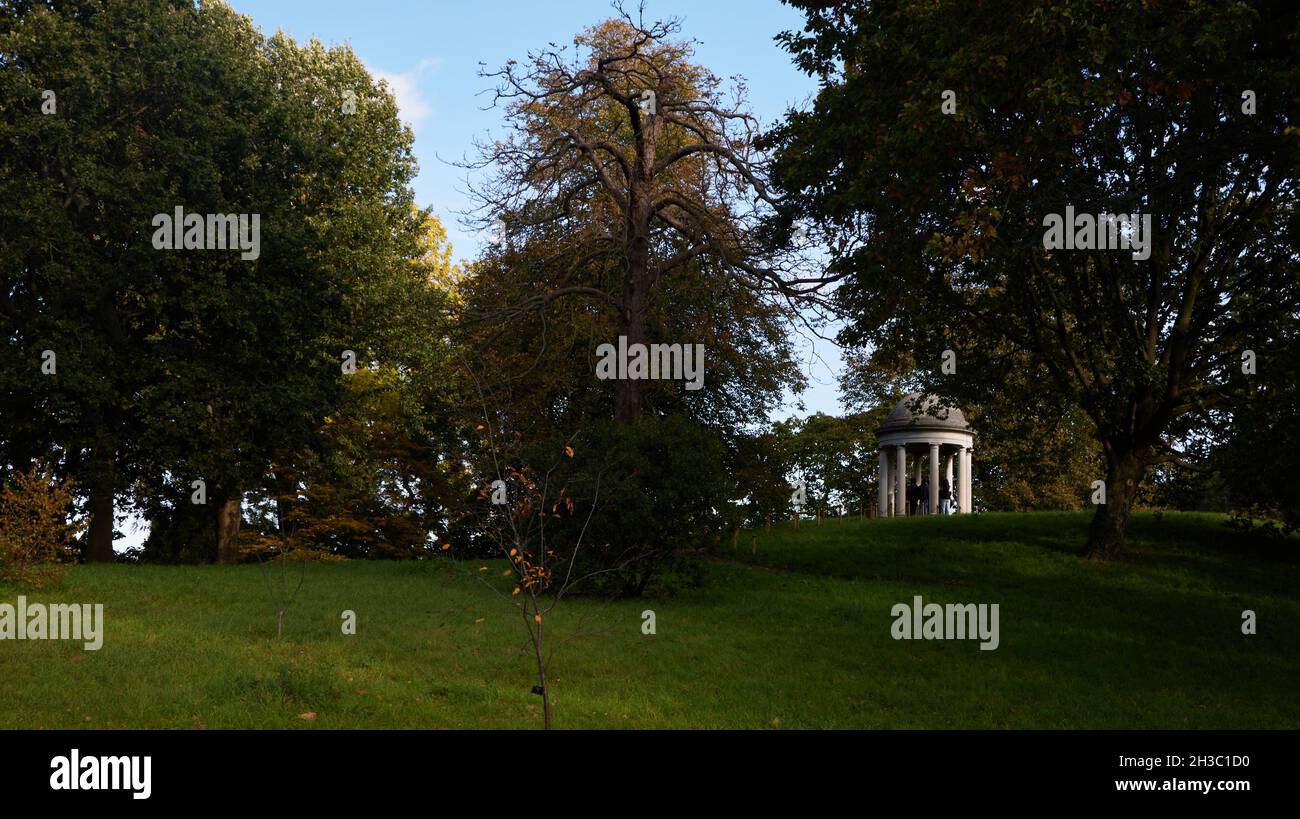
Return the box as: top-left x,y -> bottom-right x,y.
1,0 -> 438,562
0,0 -> 256,559
765,0 -> 1300,557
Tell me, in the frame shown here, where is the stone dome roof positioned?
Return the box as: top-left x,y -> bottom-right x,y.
877,393 -> 969,433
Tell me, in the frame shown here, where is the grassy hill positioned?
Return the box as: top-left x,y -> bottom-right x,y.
1,511 -> 1296,729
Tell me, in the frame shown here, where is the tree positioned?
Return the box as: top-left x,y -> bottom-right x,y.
450,8 -> 811,587
775,411 -> 881,518
1208,304 -> 1300,533
463,6 -> 820,425
0,0 -> 184,560
730,428 -> 795,527
1,1 -> 439,563
137,24 -> 433,563
764,0 -> 1300,556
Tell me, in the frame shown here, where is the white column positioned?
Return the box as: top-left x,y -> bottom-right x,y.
966,449 -> 974,513
895,446 -> 907,517
885,457 -> 893,515
929,443 -> 940,515
953,453 -> 960,512
945,454 -> 955,514
959,448 -> 972,513
878,449 -> 889,517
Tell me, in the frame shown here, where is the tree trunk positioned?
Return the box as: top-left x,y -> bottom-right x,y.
613,273 -> 647,425
612,344 -> 643,424
147,505 -> 180,563
529,607 -> 551,730
614,175 -> 652,425
214,493 -> 242,564
85,485 -> 115,563
1086,449 -> 1145,559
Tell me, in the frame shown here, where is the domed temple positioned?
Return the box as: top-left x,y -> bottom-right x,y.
876,393 -> 975,516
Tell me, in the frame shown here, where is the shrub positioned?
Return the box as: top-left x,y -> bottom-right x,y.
0,467 -> 81,587
545,415 -> 729,597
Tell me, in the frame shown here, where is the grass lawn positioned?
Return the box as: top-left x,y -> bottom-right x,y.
1,511 -> 1295,729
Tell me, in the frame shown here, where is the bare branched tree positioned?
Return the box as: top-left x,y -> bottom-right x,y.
458,2 -> 837,423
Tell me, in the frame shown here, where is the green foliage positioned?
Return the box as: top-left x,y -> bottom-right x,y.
0,0 -> 458,561
457,236 -> 802,441
0,466 -> 80,586
243,366 -> 470,560
778,411 -> 882,516
729,428 -> 794,526
765,0 -> 1300,554
972,399 -> 1102,511
1212,314 -> 1300,534
522,415 -> 729,597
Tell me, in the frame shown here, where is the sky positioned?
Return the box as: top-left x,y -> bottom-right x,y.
120,0 -> 848,550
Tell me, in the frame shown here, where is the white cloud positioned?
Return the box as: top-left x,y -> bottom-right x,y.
368,57 -> 440,128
